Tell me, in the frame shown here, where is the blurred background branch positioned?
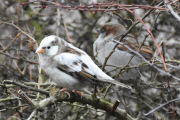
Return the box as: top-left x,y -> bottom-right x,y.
0,0 -> 180,119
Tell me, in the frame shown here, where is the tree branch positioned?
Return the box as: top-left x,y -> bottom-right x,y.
164,0 -> 180,22
113,40 -> 180,82
144,98 -> 180,117
0,51 -> 38,64
3,80 -> 49,95
18,88 -> 135,120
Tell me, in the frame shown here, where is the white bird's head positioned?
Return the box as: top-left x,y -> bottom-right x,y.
36,35 -> 66,56
97,23 -> 126,41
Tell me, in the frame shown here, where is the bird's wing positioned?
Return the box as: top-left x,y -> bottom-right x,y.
53,51 -> 101,86
117,38 -> 153,60
54,45 -> 132,89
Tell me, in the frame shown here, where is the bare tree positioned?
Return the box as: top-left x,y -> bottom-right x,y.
0,0 -> 180,119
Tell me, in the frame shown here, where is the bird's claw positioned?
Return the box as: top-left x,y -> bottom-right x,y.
72,90 -> 82,96
60,88 -> 71,98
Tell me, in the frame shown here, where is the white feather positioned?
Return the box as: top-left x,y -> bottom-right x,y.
54,53 -> 82,72
37,35 -> 131,91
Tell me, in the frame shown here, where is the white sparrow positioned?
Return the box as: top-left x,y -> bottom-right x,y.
36,35 -> 131,92
93,23 -> 153,80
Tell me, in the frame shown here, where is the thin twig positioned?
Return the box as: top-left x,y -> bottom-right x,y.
22,1 -> 168,11
101,8 -> 154,70
63,17 -> 72,44
0,21 -> 36,43
0,51 -> 38,64
3,80 -> 49,95
144,98 -> 180,116
27,109 -> 37,120
164,0 -> 180,22
2,32 -> 21,52
113,40 -> 180,82
118,4 -> 167,71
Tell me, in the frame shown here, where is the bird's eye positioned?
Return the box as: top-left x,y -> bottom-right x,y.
47,46 -> 51,49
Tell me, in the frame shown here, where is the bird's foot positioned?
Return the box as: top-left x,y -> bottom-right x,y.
72,90 -> 82,96
60,88 -> 71,98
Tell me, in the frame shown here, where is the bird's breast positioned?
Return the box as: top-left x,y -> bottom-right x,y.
39,56 -> 80,90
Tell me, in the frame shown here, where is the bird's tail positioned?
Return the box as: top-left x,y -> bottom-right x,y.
107,80 -> 132,90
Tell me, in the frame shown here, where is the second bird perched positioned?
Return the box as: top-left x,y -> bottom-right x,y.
93,23 -> 154,80
36,35 -> 132,92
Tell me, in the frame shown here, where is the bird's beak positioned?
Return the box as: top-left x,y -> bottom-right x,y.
97,28 -> 104,33
36,47 -> 44,54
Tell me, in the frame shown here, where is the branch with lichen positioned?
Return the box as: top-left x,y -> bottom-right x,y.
3,80 -> 134,120
18,88 -> 135,120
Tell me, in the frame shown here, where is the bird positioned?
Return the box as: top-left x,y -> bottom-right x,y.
36,35 -> 132,92
93,23 -> 154,80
